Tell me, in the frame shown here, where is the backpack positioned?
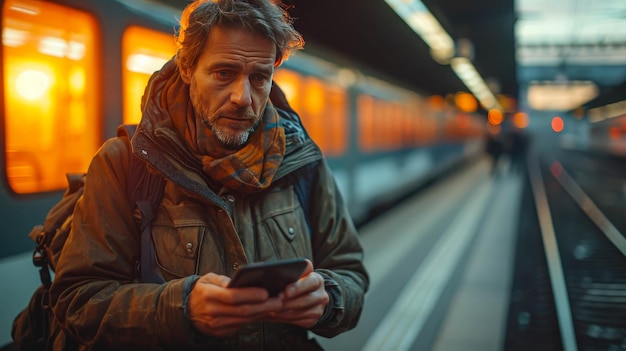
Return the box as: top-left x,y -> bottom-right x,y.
11,124 -> 166,351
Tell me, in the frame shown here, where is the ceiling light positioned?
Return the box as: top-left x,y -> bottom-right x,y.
527,81 -> 598,111
451,57 -> 502,110
385,0 -> 501,110
385,0 -> 455,64
588,100 -> 626,123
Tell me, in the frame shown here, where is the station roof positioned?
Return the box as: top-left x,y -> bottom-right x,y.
282,0 -> 519,102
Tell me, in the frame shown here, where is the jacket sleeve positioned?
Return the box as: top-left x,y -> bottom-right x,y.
49,137 -> 203,348
305,159 -> 370,338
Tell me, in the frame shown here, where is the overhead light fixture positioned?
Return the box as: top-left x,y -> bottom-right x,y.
384,0 -> 455,64
385,0 -> 501,110
527,81 -> 598,111
451,57 -> 501,110
588,100 -> 626,124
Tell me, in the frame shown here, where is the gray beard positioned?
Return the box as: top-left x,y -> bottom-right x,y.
213,125 -> 254,146
201,117 -> 256,147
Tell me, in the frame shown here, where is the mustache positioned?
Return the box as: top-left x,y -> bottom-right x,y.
220,107 -> 258,119
200,107 -> 260,132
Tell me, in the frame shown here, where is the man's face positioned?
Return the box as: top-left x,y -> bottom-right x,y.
181,26 -> 276,147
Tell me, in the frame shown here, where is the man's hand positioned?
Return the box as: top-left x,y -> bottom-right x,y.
187,259 -> 329,337
187,273 -> 284,337
264,259 -> 329,328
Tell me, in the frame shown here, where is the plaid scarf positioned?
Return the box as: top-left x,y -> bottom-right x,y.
160,61 -> 286,194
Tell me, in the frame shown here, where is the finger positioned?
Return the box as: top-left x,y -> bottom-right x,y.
300,259 -> 314,277
195,273 -> 274,304
197,272 -> 231,288
191,297 -> 285,336
282,288 -> 328,311
222,286 -> 273,304
283,271 -> 324,299
199,286 -> 284,316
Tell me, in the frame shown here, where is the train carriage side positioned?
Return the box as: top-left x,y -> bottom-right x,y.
589,113 -> 626,157
0,0 -> 179,345
347,77 -> 486,222
1,0 -> 180,257
276,52 -> 486,223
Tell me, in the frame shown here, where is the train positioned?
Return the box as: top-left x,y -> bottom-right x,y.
0,0 -> 486,347
558,103 -> 626,158
587,111 -> 626,157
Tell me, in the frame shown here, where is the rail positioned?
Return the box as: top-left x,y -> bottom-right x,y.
527,150 -> 578,351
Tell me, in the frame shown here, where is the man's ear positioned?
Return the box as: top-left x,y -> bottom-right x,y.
180,65 -> 192,84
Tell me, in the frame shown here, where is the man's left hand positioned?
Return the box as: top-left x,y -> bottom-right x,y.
264,259 -> 329,328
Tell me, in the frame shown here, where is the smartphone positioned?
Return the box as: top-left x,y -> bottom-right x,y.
227,258 -> 308,296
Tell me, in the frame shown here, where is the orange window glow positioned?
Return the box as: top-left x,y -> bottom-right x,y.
402,105 -> 414,146
273,69 -> 302,112
387,102 -> 397,148
3,0 -> 99,193
324,85 -> 348,156
423,111 -> 441,145
122,26 -> 177,124
392,103 -> 404,149
372,99 -> 386,149
274,70 -> 347,156
358,95 -> 375,152
301,77 -> 326,149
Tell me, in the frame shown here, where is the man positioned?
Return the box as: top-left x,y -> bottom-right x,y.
49,0 -> 368,350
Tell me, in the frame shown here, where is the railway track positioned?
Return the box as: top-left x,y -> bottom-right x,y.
505,148 -> 626,351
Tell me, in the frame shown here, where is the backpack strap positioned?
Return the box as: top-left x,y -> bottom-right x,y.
116,125 -> 166,284
29,173 -> 87,288
287,162 -> 316,237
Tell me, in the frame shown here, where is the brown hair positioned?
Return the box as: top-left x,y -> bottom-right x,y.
175,0 -> 304,72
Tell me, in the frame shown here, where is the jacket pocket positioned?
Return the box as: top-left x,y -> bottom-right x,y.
150,204 -> 208,279
254,185 -> 312,260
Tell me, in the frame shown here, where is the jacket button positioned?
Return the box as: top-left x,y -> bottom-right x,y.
186,242 -> 193,252
232,263 -> 239,271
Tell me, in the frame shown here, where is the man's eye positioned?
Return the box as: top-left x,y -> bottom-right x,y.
251,74 -> 269,83
216,70 -> 233,79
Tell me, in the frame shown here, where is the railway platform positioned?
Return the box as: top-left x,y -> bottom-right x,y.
316,155 -> 523,351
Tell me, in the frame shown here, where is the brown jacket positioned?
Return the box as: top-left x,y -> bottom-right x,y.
49,75 -> 368,350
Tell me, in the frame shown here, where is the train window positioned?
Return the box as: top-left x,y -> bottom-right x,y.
274,69 -> 347,157
404,101 -> 421,146
122,26 -> 176,125
374,99 -> 391,150
273,68 -> 302,112
377,100 -> 391,149
2,0 -> 99,194
357,94 -> 375,152
301,77 -> 327,151
389,102 -> 404,149
320,83 -> 348,156
391,103 -> 402,148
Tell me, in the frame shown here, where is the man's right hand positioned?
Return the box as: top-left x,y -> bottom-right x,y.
187,272 -> 284,337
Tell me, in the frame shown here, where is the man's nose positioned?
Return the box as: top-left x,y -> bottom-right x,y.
231,77 -> 252,107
